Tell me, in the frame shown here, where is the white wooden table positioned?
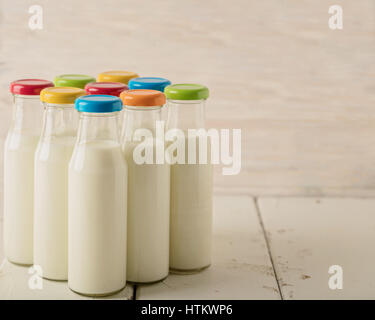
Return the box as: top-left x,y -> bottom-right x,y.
1,195 -> 375,300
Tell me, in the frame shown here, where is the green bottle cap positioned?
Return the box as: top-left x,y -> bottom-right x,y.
164,84 -> 209,101
54,74 -> 96,89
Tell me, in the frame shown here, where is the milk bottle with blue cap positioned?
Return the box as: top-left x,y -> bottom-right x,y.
68,95 -> 127,296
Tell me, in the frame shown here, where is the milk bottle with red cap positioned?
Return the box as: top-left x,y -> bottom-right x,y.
4,79 -> 54,265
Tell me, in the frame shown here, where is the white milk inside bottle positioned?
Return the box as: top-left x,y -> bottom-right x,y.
121,89 -> 170,283
4,134 -> 39,265
34,87 -> 84,280
68,95 -> 127,296
4,79 -> 53,265
169,137 -> 213,271
165,84 -> 213,273
123,140 -> 170,283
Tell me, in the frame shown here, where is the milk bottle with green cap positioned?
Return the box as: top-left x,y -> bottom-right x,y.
165,84 -> 213,273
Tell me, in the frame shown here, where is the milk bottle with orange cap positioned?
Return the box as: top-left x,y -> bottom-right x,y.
120,89 -> 170,284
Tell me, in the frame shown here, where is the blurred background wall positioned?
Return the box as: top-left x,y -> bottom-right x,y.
0,0 -> 374,200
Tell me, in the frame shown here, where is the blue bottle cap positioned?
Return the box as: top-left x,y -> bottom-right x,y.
75,95 -> 123,113
128,77 -> 171,92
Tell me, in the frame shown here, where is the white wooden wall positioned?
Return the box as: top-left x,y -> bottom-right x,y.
0,0 -> 374,199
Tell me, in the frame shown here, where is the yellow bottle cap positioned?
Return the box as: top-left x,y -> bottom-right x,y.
97,71 -> 139,84
40,87 -> 85,104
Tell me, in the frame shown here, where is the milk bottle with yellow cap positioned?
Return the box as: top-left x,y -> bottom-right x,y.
34,87 -> 85,280
4,79 -> 54,265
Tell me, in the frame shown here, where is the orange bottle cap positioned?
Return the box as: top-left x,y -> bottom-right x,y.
120,89 -> 166,107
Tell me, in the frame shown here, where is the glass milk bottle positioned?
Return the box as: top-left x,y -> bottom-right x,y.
120,89 -> 170,283
4,79 -> 54,265
69,95 -> 127,296
165,84 -> 213,273
34,87 -> 85,280
54,74 -> 95,89
85,81 -> 129,135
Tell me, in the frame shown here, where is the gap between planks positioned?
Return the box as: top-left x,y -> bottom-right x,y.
253,197 -> 284,300
133,284 -> 137,300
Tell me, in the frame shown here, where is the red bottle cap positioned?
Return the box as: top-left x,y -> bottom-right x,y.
85,82 -> 128,97
10,79 -> 54,95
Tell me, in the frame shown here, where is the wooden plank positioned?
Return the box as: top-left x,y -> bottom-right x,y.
137,195 -> 280,300
258,197 -> 375,299
0,219 -> 133,300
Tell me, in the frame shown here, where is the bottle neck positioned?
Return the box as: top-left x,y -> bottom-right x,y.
40,103 -> 78,142
166,99 -> 206,131
122,106 -> 162,142
11,95 -> 44,135
76,112 -> 121,144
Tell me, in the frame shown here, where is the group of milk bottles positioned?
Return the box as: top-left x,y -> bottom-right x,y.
3,72 -> 213,296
